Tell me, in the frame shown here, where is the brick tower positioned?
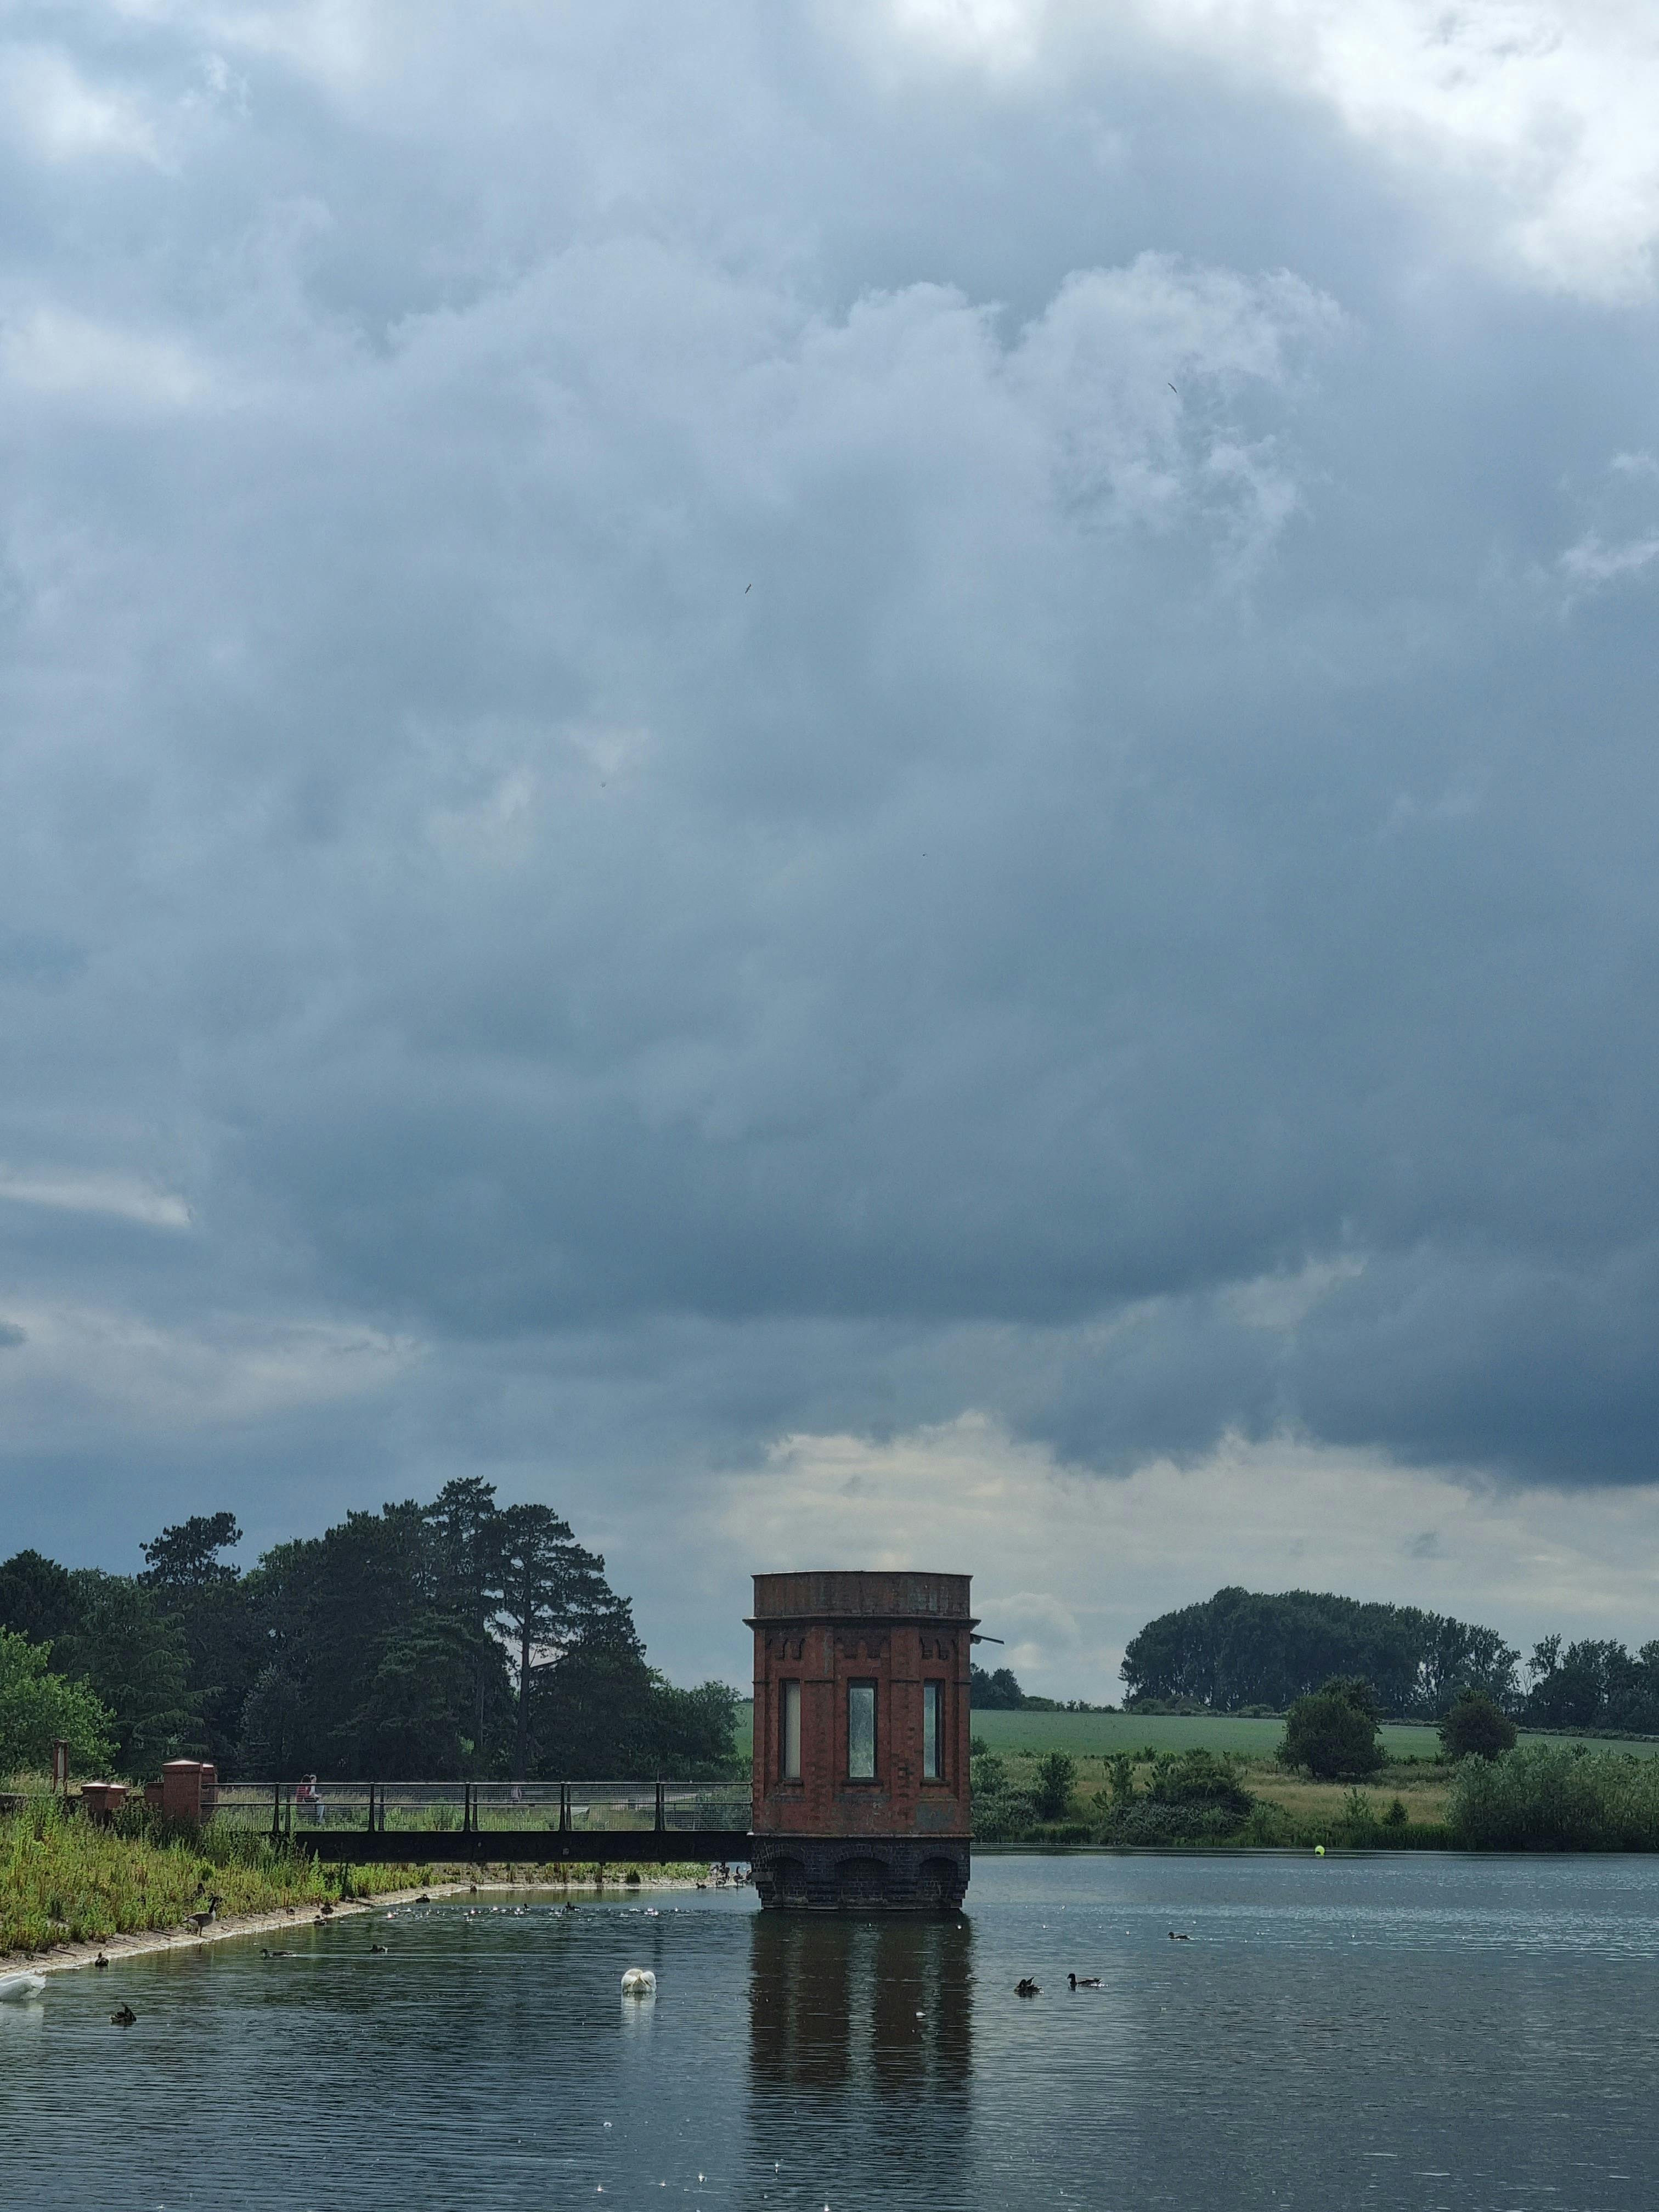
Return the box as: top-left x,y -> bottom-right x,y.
748,1570 -> 975,1911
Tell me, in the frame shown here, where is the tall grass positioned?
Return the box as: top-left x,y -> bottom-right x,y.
1447,1745 -> 1659,1850
1,1797 -> 333,1955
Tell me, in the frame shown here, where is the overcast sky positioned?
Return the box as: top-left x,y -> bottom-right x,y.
5,0 -> 1659,1695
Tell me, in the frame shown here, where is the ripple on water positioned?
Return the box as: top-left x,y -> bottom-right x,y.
0,1859 -> 1655,2208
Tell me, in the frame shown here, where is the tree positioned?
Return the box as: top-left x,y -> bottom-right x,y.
140,1513 -> 242,1590
1033,1751 -> 1076,1819
52,1574 -> 198,1774
1279,1677 -> 1385,1779
1121,1586 -> 1519,1716
0,1550 -> 82,1645
496,1502 -> 619,1778
1440,1687 -> 1517,1761
425,1479 -> 507,1757
970,1664 -> 1026,1709
139,1513 -> 259,1771
0,1629 -> 115,1780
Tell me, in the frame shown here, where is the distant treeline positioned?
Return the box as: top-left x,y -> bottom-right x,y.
968,1663 -> 1105,1714
0,1482 -> 738,1785
1121,1586 -> 1659,1729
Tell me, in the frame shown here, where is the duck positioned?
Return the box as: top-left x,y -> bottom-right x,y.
620,1967 -> 657,1995
184,1895 -> 224,1936
1014,1978 -> 1040,1997
1168,1929 -> 1191,1942
0,1971 -> 47,2002
110,2003 -> 138,2027
1068,1973 -> 1103,1989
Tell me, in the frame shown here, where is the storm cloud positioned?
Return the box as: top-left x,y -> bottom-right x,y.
4,0 -> 1659,1681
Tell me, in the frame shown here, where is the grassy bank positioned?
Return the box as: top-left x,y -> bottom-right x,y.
973,1745 -> 1452,1848
0,1798 -> 335,1955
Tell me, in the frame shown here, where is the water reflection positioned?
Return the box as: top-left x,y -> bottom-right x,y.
747,1912 -> 974,2197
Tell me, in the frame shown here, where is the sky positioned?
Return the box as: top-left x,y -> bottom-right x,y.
4,0 -> 1659,1697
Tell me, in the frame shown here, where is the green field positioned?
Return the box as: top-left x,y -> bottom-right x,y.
735,1700 -> 1659,1764
969,1709 -> 1659,1760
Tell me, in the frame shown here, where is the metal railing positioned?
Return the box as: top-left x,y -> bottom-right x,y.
215,1780 -> 752,1841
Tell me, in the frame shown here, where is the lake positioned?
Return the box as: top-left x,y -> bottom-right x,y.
2,1854 -> 1655,2209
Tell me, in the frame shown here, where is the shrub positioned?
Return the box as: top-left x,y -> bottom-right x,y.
1447,1744 -> 1659,1850
1440,1688 -> 1517,1762
1033,1751 -> 1076,1820
0,1629 -> 115,1781
1145,1749 -> 1253,1820
1098,1751 -> 1254,1844
1280,1678 -> 1385,1779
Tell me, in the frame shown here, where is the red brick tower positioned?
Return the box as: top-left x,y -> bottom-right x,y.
748,1570 -> 975,1911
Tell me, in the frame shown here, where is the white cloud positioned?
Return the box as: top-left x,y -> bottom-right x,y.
0,44 -> 163,166
0,308 -> 208,406
867,0 -> 1659,298
1560,530 -> 1659,585
0,1302 -> 420,1435
709,1416 -> 1659,1697
0,1169 -> 193,1229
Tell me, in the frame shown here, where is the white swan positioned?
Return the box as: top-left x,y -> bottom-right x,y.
0,1972 -> 47,2002
620,1967 -> 656,1995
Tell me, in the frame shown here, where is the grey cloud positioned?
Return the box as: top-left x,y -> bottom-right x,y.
2,0 -> 1659,1624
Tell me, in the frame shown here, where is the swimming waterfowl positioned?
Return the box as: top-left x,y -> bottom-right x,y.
110,2004 -> 138,2027
1068,1973 -> 1102,1989
93,1953 -> 109,1970
1168,1930 -> 1191,1942
369,1944 -> 388,1954
1015,1978 -> 1040,1997
620,1967 -> 657,1995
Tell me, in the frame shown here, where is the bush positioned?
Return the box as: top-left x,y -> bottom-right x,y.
1145,1748 -> 1253,1819
1098,1750 -> 1255,1845
1447,1744 -> 1659,1850
0,1629 -> 115,1781
1280,1678 -> 1385,1779
1440,1688 -> 1517,1762
1033,1751 -> 1076,1820
972,1787 -> 1038,1842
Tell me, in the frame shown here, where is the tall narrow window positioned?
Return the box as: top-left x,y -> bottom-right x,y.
781,1680 -> 802,1781
923,1680 -> 943,1779
848,1682 -> 877,1779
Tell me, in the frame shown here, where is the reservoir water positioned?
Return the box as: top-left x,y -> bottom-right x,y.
2,1853 -> 1655,2209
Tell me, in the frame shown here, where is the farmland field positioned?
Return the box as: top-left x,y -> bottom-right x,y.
732,1699 -> 1659,1765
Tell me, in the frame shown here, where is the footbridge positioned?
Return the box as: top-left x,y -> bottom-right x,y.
213,1781 -> 752,1866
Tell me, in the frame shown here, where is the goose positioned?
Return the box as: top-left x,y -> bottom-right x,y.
93,1954 -> 109,1970
369,1944 -> 388,1954
1167,1929 -> 1191,1942
1068,1973 -> 1102,1989
1014,1977 -> 1040,1997
185,1895 -> 224,1935
620,1967 -> 657,1995
110,2003 -> 138,2027
0,1971 -> 47,2002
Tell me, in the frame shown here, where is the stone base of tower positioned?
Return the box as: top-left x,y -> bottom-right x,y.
751,1833 -> 970,1913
